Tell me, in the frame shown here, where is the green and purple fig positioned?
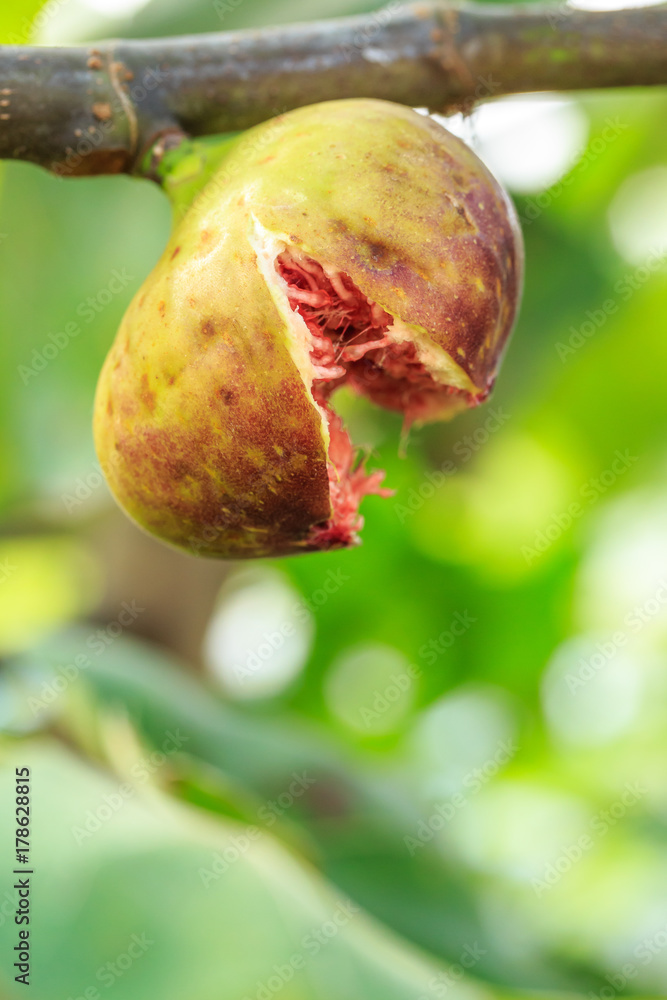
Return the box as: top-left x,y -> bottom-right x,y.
94,99 -> 523,559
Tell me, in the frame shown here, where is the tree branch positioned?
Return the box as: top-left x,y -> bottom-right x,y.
1,1 -> 667,178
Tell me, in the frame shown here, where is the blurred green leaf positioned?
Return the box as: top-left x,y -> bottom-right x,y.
0,738 -> 494,1000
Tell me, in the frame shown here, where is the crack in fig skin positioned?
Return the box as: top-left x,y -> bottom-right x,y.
277,250 -> 477,425
275,251 -> 393,550
308,402 -> 390,550
93,98 -> 523,560
251,101 -> 523,395
277,249 -> 477,550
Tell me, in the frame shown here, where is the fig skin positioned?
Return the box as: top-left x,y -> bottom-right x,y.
94,98 -> 523,559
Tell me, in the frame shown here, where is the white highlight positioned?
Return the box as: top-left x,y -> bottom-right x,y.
441,96 -> 589,195
79,0 -> 151,15
203,569 -> 313,700
608,166 -> 667,265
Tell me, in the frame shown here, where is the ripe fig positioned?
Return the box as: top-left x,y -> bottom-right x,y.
94,99 -> 523,558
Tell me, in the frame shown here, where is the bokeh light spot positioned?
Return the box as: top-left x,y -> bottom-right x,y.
440,96 -> 589,195
325,643 -> 418,735
203,568 -> 314,700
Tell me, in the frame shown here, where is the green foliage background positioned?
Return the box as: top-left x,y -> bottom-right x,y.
1,0 -> 667,998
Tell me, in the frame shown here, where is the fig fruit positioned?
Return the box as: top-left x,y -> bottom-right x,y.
94,98 -> 523,559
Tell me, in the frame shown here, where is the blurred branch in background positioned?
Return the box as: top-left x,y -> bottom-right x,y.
1,0 -> 667,178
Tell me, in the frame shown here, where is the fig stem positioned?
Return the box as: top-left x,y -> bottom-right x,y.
1,1 -> 667,179
141,132 -> 242,217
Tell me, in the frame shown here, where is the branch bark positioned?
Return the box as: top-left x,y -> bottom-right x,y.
1,1 -> 667,178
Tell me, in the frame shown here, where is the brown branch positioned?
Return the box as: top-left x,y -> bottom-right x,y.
1,1 -> 667,178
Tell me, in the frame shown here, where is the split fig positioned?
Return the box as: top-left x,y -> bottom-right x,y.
94,99 -> 523,558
